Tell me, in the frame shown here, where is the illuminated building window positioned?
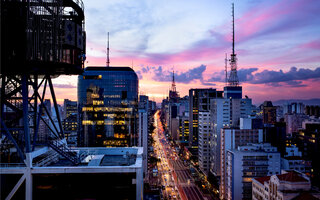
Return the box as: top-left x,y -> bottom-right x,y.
104,95 -> 121,98
78,67 -> 138,147
82,120 -> 93,125
91,93 -> 100,98
96,120 -> 105,125
243,178 -> 252,182
93,100 -> 104,105
83,75 -> 102,79
82,107 -> 93,112
114,133 -> 126,139
115,120 -> 125,125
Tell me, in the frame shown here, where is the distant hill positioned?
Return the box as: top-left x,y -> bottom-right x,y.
271,98 -> 320,106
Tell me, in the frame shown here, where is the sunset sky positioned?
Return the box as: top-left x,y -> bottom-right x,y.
53,0 -> 320,105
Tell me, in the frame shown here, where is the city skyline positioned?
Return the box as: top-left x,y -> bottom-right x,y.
2,1 -> 320,199
53,0 -> 320,104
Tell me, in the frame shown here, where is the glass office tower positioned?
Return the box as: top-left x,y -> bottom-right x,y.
78,67 -> 138,147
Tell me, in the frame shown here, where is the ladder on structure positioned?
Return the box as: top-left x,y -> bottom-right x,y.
48,139 -> 81,165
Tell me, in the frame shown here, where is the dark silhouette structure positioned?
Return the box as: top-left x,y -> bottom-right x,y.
0,0 -> 86,173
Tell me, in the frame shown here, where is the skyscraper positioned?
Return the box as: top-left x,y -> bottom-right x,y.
138,95 -> 149,178
78,66 -> 138,147
189,88 -> 222,160
62,99 -> 78,146
226,143 -> 281,200
63,99 -> 77,119
220,128 -> 263,199
262,101 -> 277,124
198,110 -> 211,175
209,93 -> 253,177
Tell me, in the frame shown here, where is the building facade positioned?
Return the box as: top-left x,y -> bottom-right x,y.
78,66 -> 138,147
138,95 -> 149,178
293,122 -> 320,187
252,171 -> 320,200
226,143 -> 281,200
189,88 -> 222,160
62,99 -> 78,146
261,101 -> 277,124
210,92 -> 253,177
198,111 -> 211,175
220,128 -> 263,199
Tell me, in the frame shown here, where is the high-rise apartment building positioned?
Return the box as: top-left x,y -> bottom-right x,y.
189,88 -> 222,159
294,122 -> 320,187
198,111 -> 211,175
305,105 -> 320,117
78,66 -> 138,147
220,128 -> 263,199
240,118 -> 263,130
62,99 -> 78,145
262,101 -> 277,124
264,122 -> 287,156
209,88 -> 253,177
226,143 -> 281,200
43,99 -> 52,116
178,115 -> 189,146
63,99 -> 77,119
37,99 -> 52,142
171,96 -> 189,144
285,113 -> 307,135
283,102 -> 305,114
138,95 -> 149,178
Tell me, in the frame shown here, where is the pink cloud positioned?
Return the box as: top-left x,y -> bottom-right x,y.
299,39 -> 320,50
80,0 -> 320,104
235,0 -> 313,42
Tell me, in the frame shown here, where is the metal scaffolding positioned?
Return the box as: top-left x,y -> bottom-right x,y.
1,0 -> 85,199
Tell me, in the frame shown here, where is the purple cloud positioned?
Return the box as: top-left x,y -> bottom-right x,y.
54,83 -> 77,89
138,65 -> 209,84
208,67 -> 320,87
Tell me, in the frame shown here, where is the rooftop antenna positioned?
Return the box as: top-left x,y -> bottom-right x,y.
131,60 -> 134,69
225,53 -> 228,84
232,4 -> 235,56
106,32 -> 110,67
171,67 -> 176,92
227,3 -> 239,86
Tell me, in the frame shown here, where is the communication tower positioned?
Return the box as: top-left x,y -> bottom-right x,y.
227,3 -> 240,86
224,3 -> 242,99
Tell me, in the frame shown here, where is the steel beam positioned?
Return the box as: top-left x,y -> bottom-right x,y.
0,118 -> 25,162
32,78 -> 48,151
48,76 -> 64,138
33,75 -> 38,150
22,75 -> 31,153
5,174 -> 26,200
33,84 -> 61,137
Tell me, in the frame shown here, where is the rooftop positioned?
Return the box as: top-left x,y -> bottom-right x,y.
253,171 -> 309,185
0,147 -> 143,175
254,176 -> 271,185
85,66 -> 134,72
284,156 -> 304,160
292,192 -> 320,200
277,171 -> 309,183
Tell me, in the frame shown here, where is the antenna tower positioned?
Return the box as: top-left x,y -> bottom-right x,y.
225,53 -> 228,84
227,3 -> 240,86
106,32 -> 110,67
171,69 -> 176,92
